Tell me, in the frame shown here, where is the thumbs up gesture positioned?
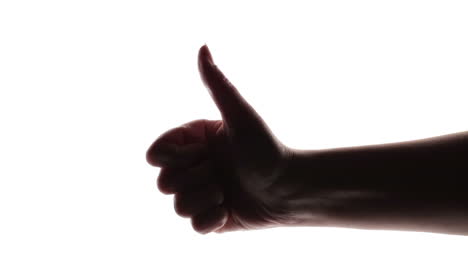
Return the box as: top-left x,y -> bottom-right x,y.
146,45 -> 294,234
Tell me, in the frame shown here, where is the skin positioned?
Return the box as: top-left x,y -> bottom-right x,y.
146,45 -> 468,235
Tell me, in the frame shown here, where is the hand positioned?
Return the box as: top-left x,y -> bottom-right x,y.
146,45 -> 293,234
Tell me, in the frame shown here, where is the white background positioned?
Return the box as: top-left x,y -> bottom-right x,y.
1,0 -> 468,263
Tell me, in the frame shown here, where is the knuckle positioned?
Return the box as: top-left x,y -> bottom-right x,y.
191,217 -> 208,234
174,194 -> 190,217
156,170 -> 174,194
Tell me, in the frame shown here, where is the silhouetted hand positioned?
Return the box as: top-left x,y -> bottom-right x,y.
146,45 -> 293,234
147,45 -> 468,236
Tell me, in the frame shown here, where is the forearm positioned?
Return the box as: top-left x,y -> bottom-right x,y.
279,131 -> 468,235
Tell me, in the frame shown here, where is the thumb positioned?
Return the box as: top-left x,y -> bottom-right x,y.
198,45 -> 257,127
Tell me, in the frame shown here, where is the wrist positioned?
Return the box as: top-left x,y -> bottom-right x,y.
271,147 -> 390,227
269,148 -> 333,226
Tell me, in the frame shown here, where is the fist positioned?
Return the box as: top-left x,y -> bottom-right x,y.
146,45 -> 293,234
